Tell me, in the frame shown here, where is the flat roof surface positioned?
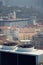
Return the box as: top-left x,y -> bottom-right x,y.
0,48 -> 43,56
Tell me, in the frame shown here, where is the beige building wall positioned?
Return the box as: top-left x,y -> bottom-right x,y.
18,32 -> 36,40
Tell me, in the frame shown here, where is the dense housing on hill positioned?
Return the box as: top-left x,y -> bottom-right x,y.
0,3 -> 43,20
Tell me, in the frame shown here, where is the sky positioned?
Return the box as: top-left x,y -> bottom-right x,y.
8,0 -> 37,7
2,0 -> 43,8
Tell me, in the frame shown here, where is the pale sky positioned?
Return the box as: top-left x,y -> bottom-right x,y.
2,0 -> 43,8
